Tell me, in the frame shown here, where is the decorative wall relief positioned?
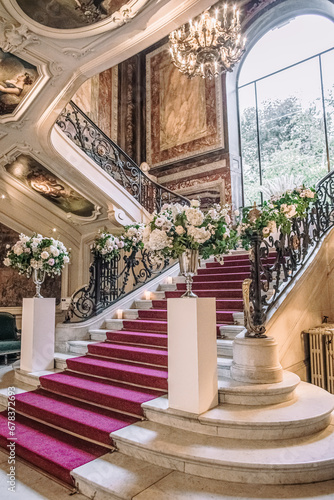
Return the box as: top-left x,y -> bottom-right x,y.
0,17 -> 40,53
5,154 -> 96,217
0,222 -> 61,307
146,44 -> 224,169
0,49 -> 38,116
16,0 -> 145,30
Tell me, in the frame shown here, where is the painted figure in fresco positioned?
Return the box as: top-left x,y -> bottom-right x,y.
0,72 -> 34,115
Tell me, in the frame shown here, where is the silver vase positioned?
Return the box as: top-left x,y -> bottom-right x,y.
33,268 -> 45,298
178,249 -> 199,298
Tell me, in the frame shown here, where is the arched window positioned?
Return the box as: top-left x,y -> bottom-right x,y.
238,14 -> 334,205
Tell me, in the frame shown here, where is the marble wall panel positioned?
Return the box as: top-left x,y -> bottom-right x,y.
146,44 -> 224,169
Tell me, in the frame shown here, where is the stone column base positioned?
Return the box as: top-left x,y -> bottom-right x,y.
231,336 -> 283,384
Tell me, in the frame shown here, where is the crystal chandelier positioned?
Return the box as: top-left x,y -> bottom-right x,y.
169,4 -> 246,79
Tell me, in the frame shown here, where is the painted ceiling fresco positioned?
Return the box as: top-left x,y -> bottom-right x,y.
17,0 -> 129,29
0,49 -> 38,116
5,154 -> 95,217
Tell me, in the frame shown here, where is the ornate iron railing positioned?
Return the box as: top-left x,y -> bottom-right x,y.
56,101 -> 189,213
244,170 -> 334,337
65,249 -> 173,322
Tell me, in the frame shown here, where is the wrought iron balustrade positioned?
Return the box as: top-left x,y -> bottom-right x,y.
65,249 -> 174,323
56,101 -> 189,213
244,170 -> 334,337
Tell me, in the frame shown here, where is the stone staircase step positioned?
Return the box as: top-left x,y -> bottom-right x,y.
54,352 -> 78,370
142,382 -> 334,440
67,340 -> 95,355
89,330 -> 108,341
72,451 -> 171,499
135,299 -> 153,309
111,418 -> 334,484
217,339 -> 233,358
219,325 -> 245,339
122,309 -> 139,320
72,451 -> 334,500
217,358 -> 233,378
218,371 -> 300,406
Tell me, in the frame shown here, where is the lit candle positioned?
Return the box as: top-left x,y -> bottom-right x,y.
144,291 -> 151,300
166,277 -> 173,285
116,309 -> 123,319
236,9 -> 240,26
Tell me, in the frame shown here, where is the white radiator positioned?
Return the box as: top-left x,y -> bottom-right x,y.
307,329 -> 334,394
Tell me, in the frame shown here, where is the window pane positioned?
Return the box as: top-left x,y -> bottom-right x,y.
256,57 -> 328,189
321,49 -> 334,170
238,84 -> 261,206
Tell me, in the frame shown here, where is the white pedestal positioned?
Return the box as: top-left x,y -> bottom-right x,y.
167,297 -> 218,414
231,336 -> 283,384
20,298 -> 56,372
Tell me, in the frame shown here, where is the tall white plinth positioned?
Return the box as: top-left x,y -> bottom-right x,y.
20,298 -> 55,372
168,297 -> 218,414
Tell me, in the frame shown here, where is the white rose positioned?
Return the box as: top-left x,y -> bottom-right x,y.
190,199 -> 200,208
52,248 -> 60,257
13,246 -> 23,256
3,258 -> 11,266
175,225 -> 185,235
234,210 -> 240,217
6,244 -> 10,249
41,251 -> 49,259
63,256 -> 70,264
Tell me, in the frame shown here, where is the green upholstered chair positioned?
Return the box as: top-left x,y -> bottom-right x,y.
0,312 -> 21,365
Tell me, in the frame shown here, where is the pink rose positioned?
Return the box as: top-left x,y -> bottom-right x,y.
48,258 -> 55,266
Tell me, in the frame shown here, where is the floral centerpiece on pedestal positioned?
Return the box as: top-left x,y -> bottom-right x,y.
143,200 -> 238,297
3,233 -> 70,298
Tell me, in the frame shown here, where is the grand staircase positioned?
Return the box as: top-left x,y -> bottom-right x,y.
1,253 -> 334,495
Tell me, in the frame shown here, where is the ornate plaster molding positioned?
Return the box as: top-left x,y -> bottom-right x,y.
62,47 -> 94,59
107,204 -> 127,227
67,205 -> 102,226
0,16 -> 39,53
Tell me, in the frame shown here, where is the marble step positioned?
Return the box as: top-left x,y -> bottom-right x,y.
67,340 -> 95,354
142,382 -> 334,440
217,339 -> 233,358
89,329 -> 108,341
14,367 -> 62,388
135,299 -> 153,310
218,371 -> 300,406
72,451 -> 334,500
217,358 -> 232,378
105,319 -> 124,330
159,284 -> 177,292
219,325 -> 245,339
54,352 -> 78,370
111,417 -> 334,485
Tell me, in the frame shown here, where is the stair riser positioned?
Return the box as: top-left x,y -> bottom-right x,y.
106,332 -> 168,348
205,258 -> 275,269
122,320 -> 167,333
177,282 -> 244,291
88,345 -> 168,367
143,408 -> 332,441
39,379 -> 145,416
137,310 -> 238,322
197,270 -> 250,278
14,401 -> 113,446
151,296 -> 243,310
112,439 -> 334,485
165,290 -> 243,299
65,360 -> 168,390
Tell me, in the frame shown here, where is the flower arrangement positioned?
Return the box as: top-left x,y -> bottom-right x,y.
143,200 -> 238,262
122,223 -> 146,252
237,182 -> 316,249
93,231 -> 124,261
3,233 -> 70,276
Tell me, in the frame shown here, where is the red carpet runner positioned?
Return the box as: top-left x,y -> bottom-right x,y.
0,254 -> 266,485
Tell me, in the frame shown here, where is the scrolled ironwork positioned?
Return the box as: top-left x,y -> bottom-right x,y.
56,101 -> 189,213
65,249 -> 174,323
245,170 -> 334,338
